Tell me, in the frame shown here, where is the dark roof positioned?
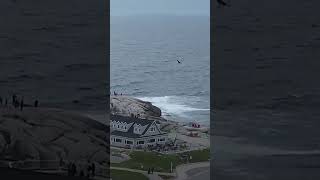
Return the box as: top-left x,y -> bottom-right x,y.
110,114 -> 153,126
110,114 -> 166,139
111,128 -> 141,138
110,123 -> 152,139
111,130 -> 167,139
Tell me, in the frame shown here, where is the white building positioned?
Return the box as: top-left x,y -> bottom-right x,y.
110,114 -> 167,148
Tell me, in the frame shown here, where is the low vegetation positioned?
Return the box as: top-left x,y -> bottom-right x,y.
110,169 -> 148,180
112,148 -> 210,173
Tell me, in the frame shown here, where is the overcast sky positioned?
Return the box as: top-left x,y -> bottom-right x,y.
111,0 -> 210,16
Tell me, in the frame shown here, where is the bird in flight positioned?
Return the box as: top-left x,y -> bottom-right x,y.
177,57 -> 184,64
217,0 -> 230,7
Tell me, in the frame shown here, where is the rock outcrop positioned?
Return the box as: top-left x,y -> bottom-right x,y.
0,107 -> 109,164
110,96 -> 161,118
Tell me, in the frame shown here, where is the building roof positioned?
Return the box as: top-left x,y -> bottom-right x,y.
110,114 -> 167,139
110,114 -> 152,126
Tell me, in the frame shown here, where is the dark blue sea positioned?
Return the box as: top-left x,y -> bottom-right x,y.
111,15 -> 210,125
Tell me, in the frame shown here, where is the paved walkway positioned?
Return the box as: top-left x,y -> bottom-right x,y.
110,154 -> 129,163
92,176 -> 109,180
110,166 -> 176,180
174,161 -> 210,180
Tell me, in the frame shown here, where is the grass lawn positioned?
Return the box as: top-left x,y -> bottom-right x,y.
188,148 -> 210,163
110,169 -> 148,180
112,148 -> 210,173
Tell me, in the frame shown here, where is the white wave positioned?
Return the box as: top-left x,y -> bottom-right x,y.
136,96 -> 209,117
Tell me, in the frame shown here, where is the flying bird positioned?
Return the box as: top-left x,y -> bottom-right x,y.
176,57 -> 184,64
217,0 -> 230,7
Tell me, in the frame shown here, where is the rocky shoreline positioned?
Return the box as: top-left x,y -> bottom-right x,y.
0,95 -> 209,165
110,96 -> 210,150
110,96 -> 162,118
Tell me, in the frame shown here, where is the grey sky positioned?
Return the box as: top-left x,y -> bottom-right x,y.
111,0 -> 210,16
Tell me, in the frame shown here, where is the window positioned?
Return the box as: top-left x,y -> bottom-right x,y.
117,125 -> 120,129
150,127 -> 156,132
148,139 -> 155,143
158,138 -> 165,142
115,138 -> 122,143
134,127 -> 140,133
126,140 -> 133,144
137,141 -> 144,145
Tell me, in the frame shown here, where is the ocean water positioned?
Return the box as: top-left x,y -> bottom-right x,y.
0,0 -> 106,113
111,15 -> 210,125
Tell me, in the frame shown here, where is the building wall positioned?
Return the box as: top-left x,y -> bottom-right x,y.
110,135 -> 167,148
110,136 -> 135,148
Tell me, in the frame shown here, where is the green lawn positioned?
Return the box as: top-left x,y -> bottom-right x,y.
112,148 -> 210,173
110,169 -> 148,180
188,148 -> 210,163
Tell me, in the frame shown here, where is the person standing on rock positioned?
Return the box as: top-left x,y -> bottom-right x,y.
91,162 -> 95,177
80,169 -> 84,177
8,161 -> 13,168
12,94 -> 16,106
20,97 -> 24,111
72,162 -> 77,176
14,98 -> 19,109
34,100 -> 39,107
59,158 -> 64,169
67,162 -> 71,176
86,160 -> 91,178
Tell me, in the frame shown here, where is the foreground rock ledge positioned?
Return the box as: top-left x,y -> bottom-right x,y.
0,107 -> 109,164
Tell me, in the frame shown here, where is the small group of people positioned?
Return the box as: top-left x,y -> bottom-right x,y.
67,161 -> 96,178
0,94 -> 39,111
147,167 -> 155,174
67,162 -> 78,176
86,161 -> 96,178
147,143 -> 167,152
111,91 -> 123,96
130,113 -> 141,118
0,96 -> 8,107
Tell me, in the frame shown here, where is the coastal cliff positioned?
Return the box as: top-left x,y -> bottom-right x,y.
110,96 -> 161,118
